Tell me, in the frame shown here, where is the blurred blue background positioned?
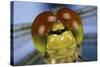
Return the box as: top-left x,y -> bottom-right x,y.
11,1 -> 97,65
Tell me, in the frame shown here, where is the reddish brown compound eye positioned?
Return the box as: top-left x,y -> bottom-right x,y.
57,8 -> 82,30
31,11 -> 56,36
57,8 -> 83,45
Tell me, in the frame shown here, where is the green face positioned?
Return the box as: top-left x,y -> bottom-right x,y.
46,22 -> 77,63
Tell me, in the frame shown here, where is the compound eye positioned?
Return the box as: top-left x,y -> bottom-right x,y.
57,8 -> 83,45
57,8 -> 81,30
31,11 -> 55,36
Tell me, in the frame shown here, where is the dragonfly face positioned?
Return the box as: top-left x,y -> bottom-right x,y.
31,7 -> 83,63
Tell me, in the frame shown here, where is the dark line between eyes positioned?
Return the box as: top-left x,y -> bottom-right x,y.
48,27 -> 69,35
